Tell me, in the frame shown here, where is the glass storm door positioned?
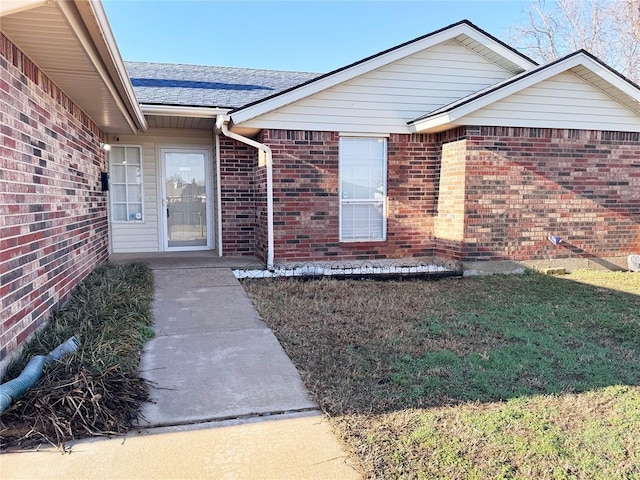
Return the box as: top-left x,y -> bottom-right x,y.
162,150 -> 210,250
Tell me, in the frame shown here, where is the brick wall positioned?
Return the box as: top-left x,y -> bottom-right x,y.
0,34 -> 109,365
260,130 -> 340,262
442,126 -> 640,261
258,130 -> 442,262
220,125 -> 639,265
433,139 -> 467,261
219,136 -> 257,257
254,146 -> 268,262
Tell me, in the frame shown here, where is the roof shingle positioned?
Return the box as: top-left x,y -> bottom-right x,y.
124,61 -> 321,108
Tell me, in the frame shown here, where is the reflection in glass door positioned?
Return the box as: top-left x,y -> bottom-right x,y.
163,151 -> 209,249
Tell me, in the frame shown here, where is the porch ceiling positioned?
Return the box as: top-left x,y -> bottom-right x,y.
0,1 -> 145,134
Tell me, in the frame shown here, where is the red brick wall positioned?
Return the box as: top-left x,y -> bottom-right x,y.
257,130 -> 442,262
251,132 -> 271,262
219,136 -> 257,257
1,34 -> 109,364
254,146 -> 268,262
443,126 -> 640,261
433,139 -> 467,261
244,126 -> 639,265
260,130 -> 340,262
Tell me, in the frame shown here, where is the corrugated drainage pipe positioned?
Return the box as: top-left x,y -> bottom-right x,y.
0,336 -> 80,414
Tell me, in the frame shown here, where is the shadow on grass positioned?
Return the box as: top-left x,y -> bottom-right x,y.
243,271 -> 640,415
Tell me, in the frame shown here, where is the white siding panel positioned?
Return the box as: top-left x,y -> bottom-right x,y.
461,72 -> 640,131
240,39 -> 514,133
107,129 -> 214,253
111,228 -> 159,253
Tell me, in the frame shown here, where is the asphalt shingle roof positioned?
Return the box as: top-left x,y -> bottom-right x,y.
124,61 -> 321,109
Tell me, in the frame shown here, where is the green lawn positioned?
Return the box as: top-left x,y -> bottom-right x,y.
244,270 -> 640,479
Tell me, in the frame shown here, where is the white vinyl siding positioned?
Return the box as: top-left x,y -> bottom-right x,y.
109,146 -> 143,222
339,137 -> 387,241
461,71 -> 640,131
239,40 -> 514,134
108,129 -> 214,253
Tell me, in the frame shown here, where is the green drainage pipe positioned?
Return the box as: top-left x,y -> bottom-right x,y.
0,336 -> 80,415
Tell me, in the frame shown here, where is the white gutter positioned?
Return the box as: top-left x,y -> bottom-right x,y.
142,104 -> 231,118
216,115 -> 274,267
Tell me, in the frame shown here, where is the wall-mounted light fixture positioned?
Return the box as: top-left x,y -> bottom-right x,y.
100,142 -> 111,152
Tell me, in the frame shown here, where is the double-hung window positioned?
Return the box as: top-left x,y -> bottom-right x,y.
109,146 -> 143,222
339,136 -> 387,241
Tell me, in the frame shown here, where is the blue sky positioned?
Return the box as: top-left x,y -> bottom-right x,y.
103,0 -> 531,72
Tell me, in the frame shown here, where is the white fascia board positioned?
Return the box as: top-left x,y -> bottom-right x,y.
232,23 -> 531,125
141,104 -> 231,118
410,52 -> 639,133
0,0 -> 46,17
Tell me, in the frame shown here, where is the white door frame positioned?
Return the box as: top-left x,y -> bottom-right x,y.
160,147 -> 213,252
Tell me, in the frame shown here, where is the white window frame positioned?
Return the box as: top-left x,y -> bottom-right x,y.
339,136 -> 387,242
108,145 -> 144,223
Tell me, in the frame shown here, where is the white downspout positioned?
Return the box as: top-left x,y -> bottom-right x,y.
214,130 -> 223,257
216,115 -> 274,267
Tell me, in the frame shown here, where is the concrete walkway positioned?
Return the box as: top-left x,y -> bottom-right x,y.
2,264 -> 359,480
139,267 -> 317,426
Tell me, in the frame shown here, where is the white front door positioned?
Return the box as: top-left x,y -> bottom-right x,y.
161,149 -> 212,251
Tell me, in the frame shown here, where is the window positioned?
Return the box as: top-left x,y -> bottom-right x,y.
109,146 -> 143,222
339,137 -> 387,241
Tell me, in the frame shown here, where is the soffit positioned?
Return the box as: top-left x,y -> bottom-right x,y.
145,115 -> 215,130
1,3 -> 139,133
454,34 -> 526,75
568,64 -> 639,116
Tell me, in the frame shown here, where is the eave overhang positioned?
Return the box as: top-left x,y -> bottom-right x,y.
0,0 -> 147,134
409,50 -> 640,134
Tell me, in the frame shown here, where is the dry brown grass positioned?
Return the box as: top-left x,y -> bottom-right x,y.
0,262 -> 154,450
245,277 -> 481,414
243,271 -> 640,478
